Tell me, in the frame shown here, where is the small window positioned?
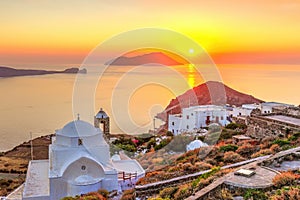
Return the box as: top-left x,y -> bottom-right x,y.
187,115 -> 189,119
221,116 -> 224,120
81,165 -> 86,170
78,138 -> 83,146
187,125 -> 189,129
172,129 -> 174,133
172,122 -> 175,126
191,113 -> 193,116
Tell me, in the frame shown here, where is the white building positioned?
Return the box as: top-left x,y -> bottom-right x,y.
186,140 -> 208,151
261,102 -> 293,114
20,118 -> 144,200
232,104 -> 261,117
168,105 -> 229,135
168,114 -> 182,135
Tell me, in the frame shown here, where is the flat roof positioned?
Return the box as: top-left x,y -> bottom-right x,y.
262,102 -> 293,107
234,169 -> 255,177
23,160 -> 49,198
263,115 -> 300,126
233,135 -> 252,140
112,160 -> 145,175
185,105 -> 225,111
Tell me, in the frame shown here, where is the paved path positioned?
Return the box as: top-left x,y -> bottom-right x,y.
135,155 -> 270,190
136,146 -> 300,193
185,146 -> 300,200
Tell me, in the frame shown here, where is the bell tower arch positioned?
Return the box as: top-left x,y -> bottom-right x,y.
94,108 -> 110,139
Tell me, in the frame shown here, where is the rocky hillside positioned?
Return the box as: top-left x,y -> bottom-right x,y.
158,81 -> 264,120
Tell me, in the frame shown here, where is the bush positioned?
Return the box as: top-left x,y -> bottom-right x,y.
159,187 -> 178,199
219,144 -> 238,152
251,149 -> 273,158
194,162 -> 212,171
244,189 -> 267,200
173,184 -> 191,200
154,139 -> 171,151
166,131 -> 174,137
236,143 -> 257,157
272,171 -> 300,188
270,144 -> 280,153
225,123 -> 247,130
272,139 -> 290,147
271,187 -> 300,200
223,151 -> 245,163
225,123 -> 239,130
214,188 -> 233,200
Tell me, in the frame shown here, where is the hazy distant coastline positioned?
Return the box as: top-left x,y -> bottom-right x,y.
0,66 -> 87,77
107,52 -> 186,66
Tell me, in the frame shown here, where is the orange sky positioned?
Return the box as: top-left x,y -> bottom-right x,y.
1,0 -> 300,66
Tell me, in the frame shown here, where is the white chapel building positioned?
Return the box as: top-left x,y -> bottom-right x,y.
168,105 -> 229,135
17,109 -> 144,200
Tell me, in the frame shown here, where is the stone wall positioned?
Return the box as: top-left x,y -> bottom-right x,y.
273,107 -> 300,119
245,115 -> 300,139
246,117 -> 287,138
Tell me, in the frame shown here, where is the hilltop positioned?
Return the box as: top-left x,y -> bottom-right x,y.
158,81 -> 264,120
108,52 -> 185,66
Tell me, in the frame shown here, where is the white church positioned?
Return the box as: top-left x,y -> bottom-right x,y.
12,109 -> 145,200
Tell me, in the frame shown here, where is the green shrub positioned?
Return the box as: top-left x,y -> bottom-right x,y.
271,187 -> 300,200
272,139 -> 290,147
219,144 -> 238,152
244,189 -> 267,200
272,171 -> 300,188
288,132 -> 300,141
166,131 -> 174,137
159,187 -> 178,199
225,123 -> 239,130
223,151 -> 245,163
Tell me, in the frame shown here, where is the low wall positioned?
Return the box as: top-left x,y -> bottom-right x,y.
246,115 -> 300,139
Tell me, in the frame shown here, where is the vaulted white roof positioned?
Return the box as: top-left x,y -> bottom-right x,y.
57,120 -> 100,137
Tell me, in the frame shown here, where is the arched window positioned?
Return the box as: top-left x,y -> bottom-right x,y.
78,138 -> 83,146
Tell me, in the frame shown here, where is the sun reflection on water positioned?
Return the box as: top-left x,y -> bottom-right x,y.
188,64 -> 195,88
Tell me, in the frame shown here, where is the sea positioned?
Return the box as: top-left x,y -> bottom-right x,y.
0,64 -> 299,151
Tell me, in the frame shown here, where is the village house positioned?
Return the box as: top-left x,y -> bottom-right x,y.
168,105 -> 229,135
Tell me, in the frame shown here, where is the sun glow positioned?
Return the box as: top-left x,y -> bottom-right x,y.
187,64 -> 195,88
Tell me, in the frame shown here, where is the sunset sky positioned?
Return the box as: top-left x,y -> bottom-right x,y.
1,0 -> 300,66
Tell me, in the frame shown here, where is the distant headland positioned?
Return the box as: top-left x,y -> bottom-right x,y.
107,52 -> 187,66
0,66 -> 87,78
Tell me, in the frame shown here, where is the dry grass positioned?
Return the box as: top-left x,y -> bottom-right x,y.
0,135 -> 52,196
